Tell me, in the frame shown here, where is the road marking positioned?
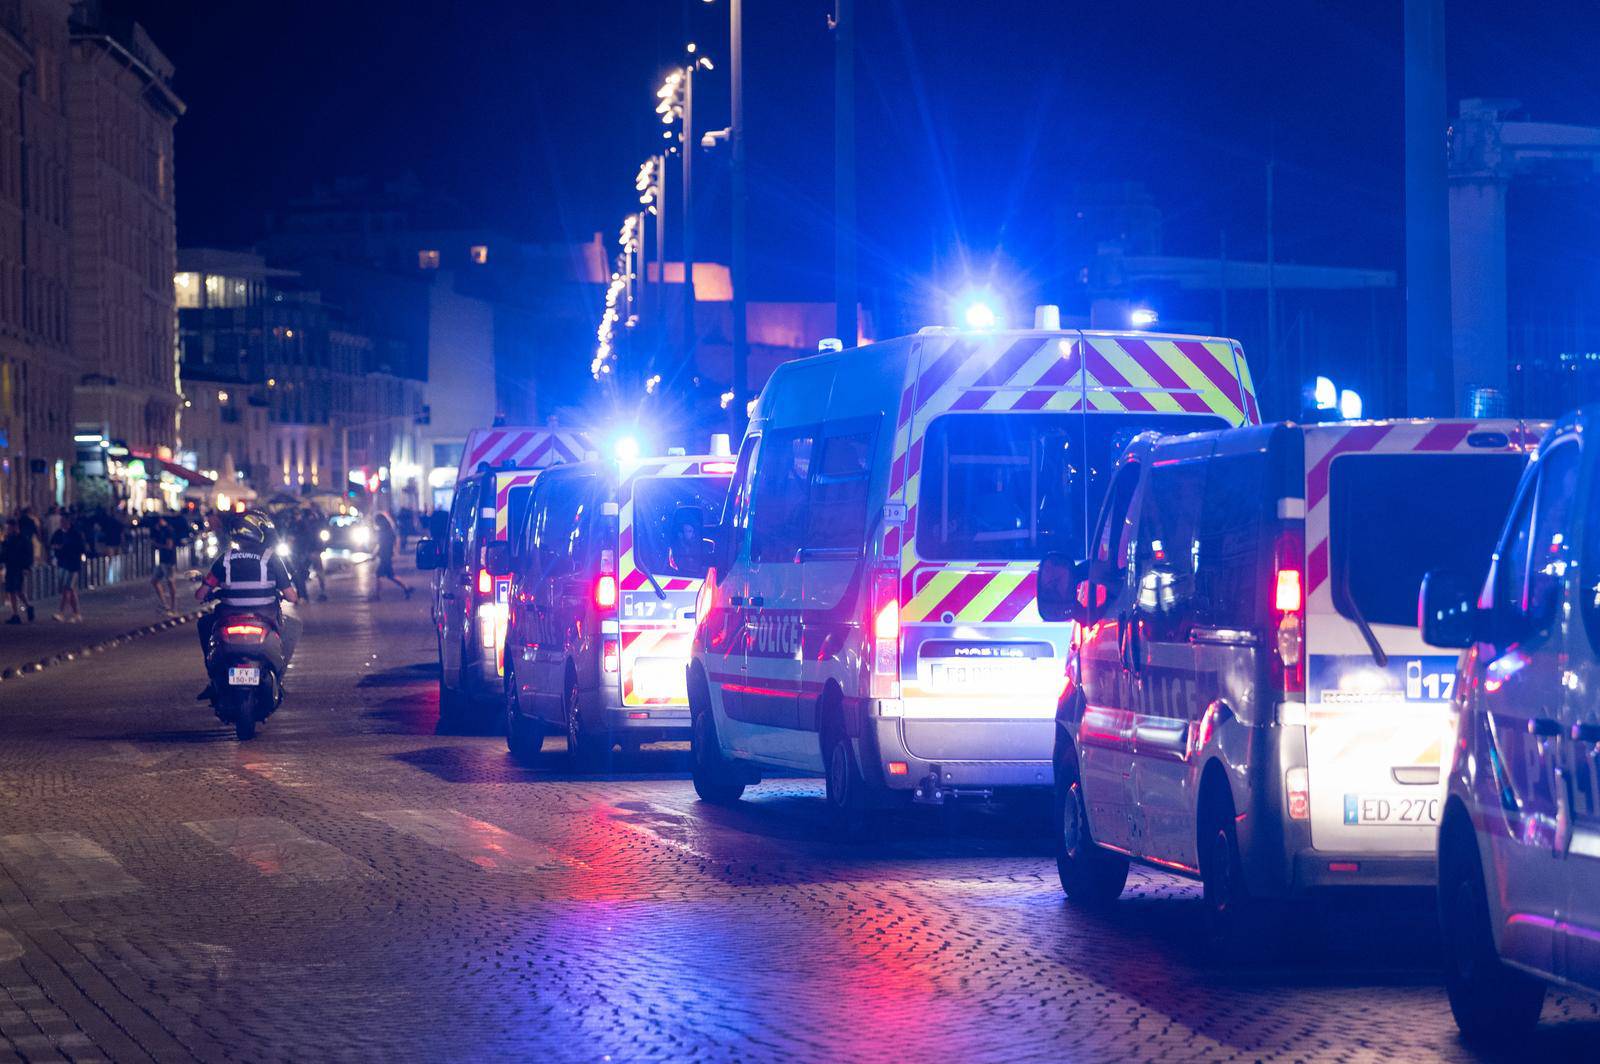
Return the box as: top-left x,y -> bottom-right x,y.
0,832 -> 140,900
361,809 -> 585,874
186,818 -> 372,884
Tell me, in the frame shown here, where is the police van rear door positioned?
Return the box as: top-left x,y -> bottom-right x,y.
1302,420 -> 1539,855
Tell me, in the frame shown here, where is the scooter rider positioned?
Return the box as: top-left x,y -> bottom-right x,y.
196,510 -> 301,680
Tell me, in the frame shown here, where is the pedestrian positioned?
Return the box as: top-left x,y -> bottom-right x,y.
49,513 -> 86,622
42,504 -> 61,543
428,507 -> 448,543
370,511 -> 411,600
398,506 -> 416,549
100,509 -> 125,557
2,516 -> 36,623
17,506 -> 39,553
150,515 -> 179,613
291,511 -> 328,601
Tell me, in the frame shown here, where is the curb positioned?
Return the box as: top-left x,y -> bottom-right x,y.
0,605 -> 212,683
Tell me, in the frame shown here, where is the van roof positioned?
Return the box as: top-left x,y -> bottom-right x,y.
1130,417 -> 1547,467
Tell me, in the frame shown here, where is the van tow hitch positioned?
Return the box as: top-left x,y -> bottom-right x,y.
913,770 -> 993,805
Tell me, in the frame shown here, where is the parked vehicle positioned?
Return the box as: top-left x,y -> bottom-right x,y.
499,454 -> 734,764
1041,418 -> 1540,941
416,427 -> 592,722
683,324 -> 1261,819
1422,409 -> 1600,1040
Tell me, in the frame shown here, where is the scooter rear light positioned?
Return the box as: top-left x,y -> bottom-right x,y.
223,622 -> 267,638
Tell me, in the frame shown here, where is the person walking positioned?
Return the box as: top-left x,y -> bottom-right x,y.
371,511 -> 411,601
2,516 -> 35,623
398,506 -> 417,550
150,516 -> 180,613
291,511 -> 328,601
49,513 -> 86,622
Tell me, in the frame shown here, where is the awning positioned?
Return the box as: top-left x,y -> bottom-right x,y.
130,449 -> 215,486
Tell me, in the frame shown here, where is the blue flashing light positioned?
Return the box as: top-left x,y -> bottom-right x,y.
1313,376 -> 1337,411
1339,389 -> 1363,420
962,299 -> 998,330
1130,307 -> 1158,329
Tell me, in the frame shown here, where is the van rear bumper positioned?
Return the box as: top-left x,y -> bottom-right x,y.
867,718 -> 1053,791
601,705 -> 690,735
1291,851 -> 1435,890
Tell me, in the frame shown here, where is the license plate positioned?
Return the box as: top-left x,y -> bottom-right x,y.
927,661 -> 1030,693
630,657 -> 687,701
1342,794 -> 1441,826
228,666 -> 261,686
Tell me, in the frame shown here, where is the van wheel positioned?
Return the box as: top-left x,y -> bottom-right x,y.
824,730 -> 872,834
1439,814 -> 1545,1043
564,675 -> 607,768
1055,756 -> 1128,906
690,679 -> 744,805
1197,792 -> 1275,960
438,638 -> 472,726
503,665 -> 542,764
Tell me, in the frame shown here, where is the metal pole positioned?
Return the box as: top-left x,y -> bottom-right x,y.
730,0 -> 749,426
1405,0 -> 1452,416
833,0 -> 857,347
655,155 -> 667,364
681,63 -> 697,369
1266,158 -> 1278,413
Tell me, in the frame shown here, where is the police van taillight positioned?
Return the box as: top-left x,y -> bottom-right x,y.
869,567 -> 900,700
1271,528 -> 1306,698
598,548 -> 619,678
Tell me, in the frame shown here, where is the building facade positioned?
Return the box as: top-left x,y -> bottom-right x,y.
176,248 -> 426,509
0,0 -> 73,513
67,2 -> 182,478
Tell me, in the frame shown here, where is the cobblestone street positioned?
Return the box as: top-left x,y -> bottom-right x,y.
1,561 -> 1596,1063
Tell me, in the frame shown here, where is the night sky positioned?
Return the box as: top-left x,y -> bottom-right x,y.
125,1 -> 1600,324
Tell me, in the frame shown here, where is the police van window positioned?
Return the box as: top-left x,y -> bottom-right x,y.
633,475 -> 733,577
917,412 -> 1222,562
1195,452 -> 1267,629
1333,452 -> 1529,629
1090,461 -> 1140,575
750,429 -> 814,563
1133,460 -> 1207,635
534,474 -> 588,571
724,434 -> 761,532
804,430 -> 874,551
505,484 -> 535,550
448,479 -> 477,567
1495,441 -> 1579,632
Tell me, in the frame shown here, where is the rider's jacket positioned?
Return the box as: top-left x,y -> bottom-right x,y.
205,548 -> 292,609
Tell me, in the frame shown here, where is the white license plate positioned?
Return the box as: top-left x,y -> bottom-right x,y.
1342,794 -> 1441,826
927,661 -> 1031,693
228,666 -> 261,686
630,657 -> 687,701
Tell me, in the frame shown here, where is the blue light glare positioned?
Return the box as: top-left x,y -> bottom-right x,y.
957,295 -> 1000,330
1338,388 -> 1363,420
1313,376 -> 1338,410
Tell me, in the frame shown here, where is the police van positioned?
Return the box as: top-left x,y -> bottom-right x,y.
417,426 -> 592,722
682,322 -> 1261,817
498,454 -> 734,764
1040,418 -> 1541,939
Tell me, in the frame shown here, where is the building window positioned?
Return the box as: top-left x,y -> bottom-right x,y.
418,249 -> 440,270
470,245 -> 489,265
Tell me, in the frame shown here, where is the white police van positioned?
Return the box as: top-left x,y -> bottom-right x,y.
684,321 -> 1261,819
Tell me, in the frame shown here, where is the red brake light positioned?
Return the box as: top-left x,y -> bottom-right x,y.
595,574 -> 618,610
476,568 -> 492,596
223,622 -> 266,638
869,567 -> 900,699
1275,568 -> 1303,613
702,461 -> 737,475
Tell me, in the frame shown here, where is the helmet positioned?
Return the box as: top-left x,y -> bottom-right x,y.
229,508 -> 274,548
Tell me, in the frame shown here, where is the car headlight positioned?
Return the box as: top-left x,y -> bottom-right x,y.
351,527 -> 371,547
319,529 -> 331,543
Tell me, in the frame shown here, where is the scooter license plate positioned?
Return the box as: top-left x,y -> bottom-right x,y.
228,666 -> 261,686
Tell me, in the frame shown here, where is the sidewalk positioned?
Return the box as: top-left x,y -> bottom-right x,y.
0,578 -> 208,680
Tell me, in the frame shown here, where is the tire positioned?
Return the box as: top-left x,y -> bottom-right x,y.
1197,791 -> 1274,960
233,691 -> 257,741
823,728 -> 872,834
689,676 -> 745,805
504,665 -> 543,764
564,673 -> 608,768
1440,815 -> 1546,1043
1054,754 -> 1128,906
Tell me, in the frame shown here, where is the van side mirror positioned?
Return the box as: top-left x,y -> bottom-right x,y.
1419,569 -> 1479,649
1039,554 -> 1099,624
415,538 -> 441,571
484,541 -> 513,577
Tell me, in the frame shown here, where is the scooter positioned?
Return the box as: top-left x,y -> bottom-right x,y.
205,606 -> 286,741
